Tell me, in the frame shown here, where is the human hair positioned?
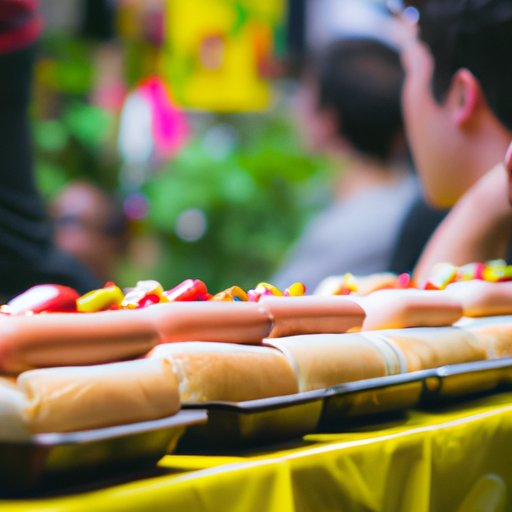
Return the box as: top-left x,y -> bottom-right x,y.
419,0 -> 512,131
310,38 -> 404,163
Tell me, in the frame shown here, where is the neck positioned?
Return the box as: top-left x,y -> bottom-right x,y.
334,154 -> 408,201
464,111 -> 512,187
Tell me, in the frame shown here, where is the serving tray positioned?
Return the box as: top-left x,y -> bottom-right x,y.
0,410 -> 207,496
180,390 -> 324,451
421,357 -> 512,404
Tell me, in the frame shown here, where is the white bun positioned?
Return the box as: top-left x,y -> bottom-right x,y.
147,342 -> 298,402
18,359 -> 180,433
377,327 -> 485,372
264,333 -> 399,392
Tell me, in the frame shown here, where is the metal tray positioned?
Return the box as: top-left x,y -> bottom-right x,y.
421,357 -> 512,404
0,410 -> 207,496
319,370 -> 435,428
179,390 -> 324,451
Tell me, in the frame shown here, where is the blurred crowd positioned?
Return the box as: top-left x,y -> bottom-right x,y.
0,0 -> 511,299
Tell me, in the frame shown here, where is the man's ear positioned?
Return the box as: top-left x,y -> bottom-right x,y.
448,69 -> 482,127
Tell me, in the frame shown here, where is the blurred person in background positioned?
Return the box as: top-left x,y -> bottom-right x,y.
51,181 -> 128,283
401,0 -> 512,283
272,37 -> 446,292
0,0 -> 101,299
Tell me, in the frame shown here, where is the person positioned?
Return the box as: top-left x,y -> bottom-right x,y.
51,181 -> 128,283
0,0 -> 102,300
398,0 -> 512,284
272,37 -> 446,292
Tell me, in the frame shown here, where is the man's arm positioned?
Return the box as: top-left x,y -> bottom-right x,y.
414,163 -> 512,286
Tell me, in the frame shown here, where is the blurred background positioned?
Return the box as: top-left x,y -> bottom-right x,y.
33,0 -> 409,292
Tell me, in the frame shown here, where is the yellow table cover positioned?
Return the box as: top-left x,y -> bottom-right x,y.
4,392 -> 512,512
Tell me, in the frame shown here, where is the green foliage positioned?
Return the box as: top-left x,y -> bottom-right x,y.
34,93 -> 330,292
141,110 -> 330,291
34,103 -> 118,196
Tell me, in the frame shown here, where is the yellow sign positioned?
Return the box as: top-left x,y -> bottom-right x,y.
164,0 -> 285,111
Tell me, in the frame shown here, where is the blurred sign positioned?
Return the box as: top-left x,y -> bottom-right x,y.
164,0 -> 286,111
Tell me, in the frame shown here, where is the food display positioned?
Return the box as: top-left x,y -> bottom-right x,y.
0,359 -> 180,439
2,260 -> 512,493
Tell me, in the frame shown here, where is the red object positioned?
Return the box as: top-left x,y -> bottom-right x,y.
164,279 -> 208,302
397,273 -> 412,289
7,284 -> 80,314
0,1 -> 42,53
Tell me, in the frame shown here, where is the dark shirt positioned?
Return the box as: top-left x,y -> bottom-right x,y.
0,2 -> 101,300
388,192 -> 449,275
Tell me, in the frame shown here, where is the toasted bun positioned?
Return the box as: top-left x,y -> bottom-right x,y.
352,289 -> 463,330
147,302 -> 272,344
147,342 -> 298,402
0,310 -> 158,374
18,359 -> 180,433
445,281 -> 512,317
378,327 -> 485,372
260,296 -> 365,338
0,378 -> 31,440
264,333 -> 402,392
462,323 -> 512,359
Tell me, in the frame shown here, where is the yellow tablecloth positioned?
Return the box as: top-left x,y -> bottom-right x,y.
4,392 -> 512,512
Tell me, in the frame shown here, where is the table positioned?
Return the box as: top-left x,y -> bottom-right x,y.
3,391 -> 512,512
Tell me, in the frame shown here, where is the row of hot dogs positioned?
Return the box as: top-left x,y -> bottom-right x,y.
1,279 -> 512,441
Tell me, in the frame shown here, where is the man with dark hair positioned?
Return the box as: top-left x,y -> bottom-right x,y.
401,0 -> 512,282
273,37 -> 445,291
0,0 -> 102,299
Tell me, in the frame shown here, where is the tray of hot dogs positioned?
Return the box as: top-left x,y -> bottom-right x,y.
0,357 -> 208,496
0,410 -> 207,496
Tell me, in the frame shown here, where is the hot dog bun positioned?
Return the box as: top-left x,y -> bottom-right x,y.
445,280 -> 512,317
147,342 -> 298,402
264,333 -> 402,392
0,378 -> 31,440
376,327 -> 485,371
351,289 -> 463,330
18,359 -> 180,433
260,296 -> 365,338
0,310 -> 159,374
147,302 -> 272,344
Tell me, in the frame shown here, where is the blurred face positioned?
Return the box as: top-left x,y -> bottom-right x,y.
401,38 -> 475,207
506,142 -> 512,203
294,74 -> 338,154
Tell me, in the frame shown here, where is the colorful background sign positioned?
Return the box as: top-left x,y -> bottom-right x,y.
164,0 -> 286,111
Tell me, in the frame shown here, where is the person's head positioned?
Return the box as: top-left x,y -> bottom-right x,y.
401,0 -> 512,207
51,181 -> 128,281
297,37 -> 405,165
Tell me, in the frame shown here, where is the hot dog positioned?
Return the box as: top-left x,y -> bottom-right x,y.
0,310 -> 158,373
259,296 -> 365,338
146,301 -> 272,344
445,280 -> 512,317
349,289 -> 463,330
